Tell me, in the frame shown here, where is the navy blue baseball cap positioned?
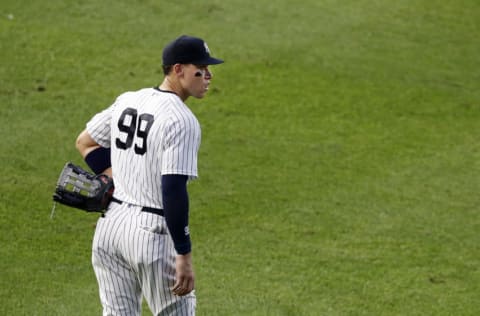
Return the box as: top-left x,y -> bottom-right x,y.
162,35 -> 224,66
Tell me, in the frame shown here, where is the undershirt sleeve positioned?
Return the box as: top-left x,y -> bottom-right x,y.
161,174 -> 191,255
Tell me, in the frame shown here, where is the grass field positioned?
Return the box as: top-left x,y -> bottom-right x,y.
1,0 -> 480,315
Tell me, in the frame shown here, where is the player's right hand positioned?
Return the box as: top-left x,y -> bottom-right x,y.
172,253 -> 195,296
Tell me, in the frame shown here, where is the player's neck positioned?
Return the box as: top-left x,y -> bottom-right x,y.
159,77 -> 188,101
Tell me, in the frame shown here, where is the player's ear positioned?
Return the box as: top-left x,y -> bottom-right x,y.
173,63 -> 184,76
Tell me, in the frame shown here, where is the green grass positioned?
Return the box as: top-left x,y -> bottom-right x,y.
1,0 -> 480,315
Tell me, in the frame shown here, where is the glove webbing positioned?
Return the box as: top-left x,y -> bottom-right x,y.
57,164 -> 102,197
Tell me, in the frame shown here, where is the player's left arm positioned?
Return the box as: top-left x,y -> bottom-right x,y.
162,174 -> 195,296
76,130 -> 112,177
160,117 -> 200,296
162,174 -> 191,254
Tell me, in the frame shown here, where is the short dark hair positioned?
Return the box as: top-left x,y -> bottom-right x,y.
162,65 -> 173,76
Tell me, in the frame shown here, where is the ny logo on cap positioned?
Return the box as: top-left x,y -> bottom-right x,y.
204,42 -> 210,54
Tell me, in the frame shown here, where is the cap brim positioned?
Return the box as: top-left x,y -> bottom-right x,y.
196,57 -> 224,65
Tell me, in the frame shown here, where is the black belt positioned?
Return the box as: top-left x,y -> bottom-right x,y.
142,206 -> 164,216
111,197 -> 164,217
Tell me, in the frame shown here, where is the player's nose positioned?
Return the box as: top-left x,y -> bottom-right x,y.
204,68 -> 212,79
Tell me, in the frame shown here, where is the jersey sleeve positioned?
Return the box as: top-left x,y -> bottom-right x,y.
161,115 -> 201,179
86,103 -> 116,148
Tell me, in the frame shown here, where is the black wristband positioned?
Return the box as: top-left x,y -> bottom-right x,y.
85,147 -> 111,174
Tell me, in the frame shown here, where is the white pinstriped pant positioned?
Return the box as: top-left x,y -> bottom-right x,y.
92,202 -> 196,316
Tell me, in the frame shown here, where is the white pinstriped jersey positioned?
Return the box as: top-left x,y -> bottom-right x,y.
86,87 -> 201,209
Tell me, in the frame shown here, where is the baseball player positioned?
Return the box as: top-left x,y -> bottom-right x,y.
75,35 -> 223,315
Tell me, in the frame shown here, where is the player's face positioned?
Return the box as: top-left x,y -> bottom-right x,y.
181,64 -> 212,99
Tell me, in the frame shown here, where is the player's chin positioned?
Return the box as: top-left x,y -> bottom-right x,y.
193,89 -> 208,99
